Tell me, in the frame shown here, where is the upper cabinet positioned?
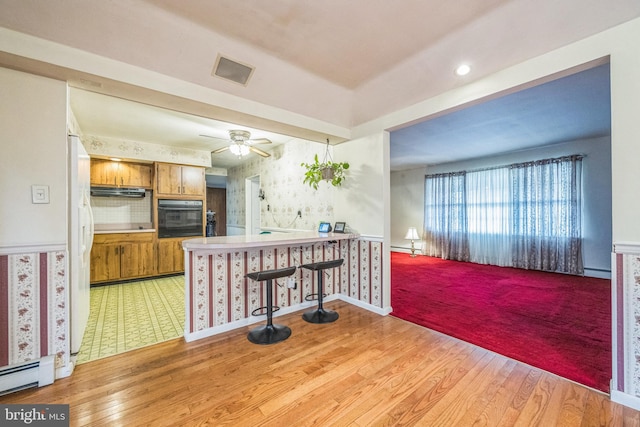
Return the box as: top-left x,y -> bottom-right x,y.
91,159 -> 153,188
156,163 -> 205,196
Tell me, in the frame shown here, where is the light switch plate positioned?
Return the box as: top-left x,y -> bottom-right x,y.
32,185 -> 50,204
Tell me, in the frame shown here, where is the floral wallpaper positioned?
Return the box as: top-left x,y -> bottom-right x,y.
610,245 -> 640,403
621,252 -> 640,397
0,248 -> 68,372
81,134 -> 211,167
227,139 -> 341,231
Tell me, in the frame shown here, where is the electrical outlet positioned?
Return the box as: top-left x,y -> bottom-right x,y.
287,277 -> 297,289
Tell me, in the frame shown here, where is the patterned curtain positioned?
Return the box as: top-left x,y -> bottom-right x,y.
510,155 -> 583,274
423,155 -> 583,274
423,172 -> 469,261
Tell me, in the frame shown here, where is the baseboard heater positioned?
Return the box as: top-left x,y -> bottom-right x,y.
0,355 -> 55,396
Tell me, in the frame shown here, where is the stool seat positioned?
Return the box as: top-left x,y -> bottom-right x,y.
300,258 -> 344,271
299,258 -> 344,324
245,266 -> 297,345
246,266 -> 297,282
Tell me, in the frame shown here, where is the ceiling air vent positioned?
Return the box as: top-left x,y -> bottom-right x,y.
212,55 -> 255,86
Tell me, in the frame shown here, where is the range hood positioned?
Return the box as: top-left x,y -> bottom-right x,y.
90,187 -> 146,198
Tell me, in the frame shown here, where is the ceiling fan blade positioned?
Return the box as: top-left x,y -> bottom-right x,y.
248,138 -> 272,145
211,146 -> 230,155
200,134 -> 229,143
249,146 -> 271,157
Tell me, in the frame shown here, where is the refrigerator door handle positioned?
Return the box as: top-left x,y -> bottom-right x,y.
85,191 -> 95,252
80,191 -> 94,268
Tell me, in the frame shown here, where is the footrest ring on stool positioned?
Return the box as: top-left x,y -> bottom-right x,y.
304,293 -> 327,302
251,305 -> 280,317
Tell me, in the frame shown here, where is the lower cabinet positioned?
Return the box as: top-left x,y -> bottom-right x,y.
90,233 -> 156,284
157,237 -> 185,275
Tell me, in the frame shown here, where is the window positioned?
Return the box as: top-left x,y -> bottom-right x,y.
424,155 -> 583,274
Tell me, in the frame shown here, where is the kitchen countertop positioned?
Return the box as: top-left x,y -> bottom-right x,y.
93,223 -> 155,234
94,228 -> 156,234
182,231 -> 358,250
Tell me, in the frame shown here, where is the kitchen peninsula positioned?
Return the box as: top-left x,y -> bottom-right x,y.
182,231 -> 386,341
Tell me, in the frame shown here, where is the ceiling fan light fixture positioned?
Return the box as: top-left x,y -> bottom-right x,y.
229,130 -> 251,143
229,143 -> 250,156
209,129 -> 272,159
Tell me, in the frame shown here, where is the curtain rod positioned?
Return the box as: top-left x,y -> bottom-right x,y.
425,154 -> 585,178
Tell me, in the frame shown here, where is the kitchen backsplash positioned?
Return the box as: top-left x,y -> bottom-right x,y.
91,192 -> 153,225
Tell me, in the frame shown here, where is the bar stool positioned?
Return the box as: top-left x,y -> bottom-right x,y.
300,258 -> 344,324
245,266 -> 297,345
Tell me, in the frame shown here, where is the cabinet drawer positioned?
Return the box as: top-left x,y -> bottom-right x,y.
93,232 -> 154,244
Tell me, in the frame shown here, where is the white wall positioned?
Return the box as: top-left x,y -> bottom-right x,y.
334,132 -> 391,309
390,168 -> 426,252
0,67 -> 67,246
334,133 -> 387,238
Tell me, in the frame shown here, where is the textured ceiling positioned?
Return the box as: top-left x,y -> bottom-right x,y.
390,63 -> 611,170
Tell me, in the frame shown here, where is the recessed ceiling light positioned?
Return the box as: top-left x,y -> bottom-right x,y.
455,64 -> 471,76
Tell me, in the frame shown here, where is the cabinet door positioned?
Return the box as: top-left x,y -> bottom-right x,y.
157,239 -> 184,274
120,242 -> 156,278
118,163 -> 153,188
90,243 -> 121,282
90,159 -> 120,187
180,166 -> 205,196
156,163 -> 182,195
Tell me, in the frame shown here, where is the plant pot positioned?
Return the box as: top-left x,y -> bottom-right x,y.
321,167 -> 334,181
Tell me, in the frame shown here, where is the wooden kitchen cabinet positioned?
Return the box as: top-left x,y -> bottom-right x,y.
89,241 -> 121,283
90,232 -> 156,283
120,241 -> 155,278
156,163 -> 205,196
91,159 -> 153,188
157,237 -> 185,274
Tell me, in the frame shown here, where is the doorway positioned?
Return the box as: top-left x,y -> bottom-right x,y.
245,175 -> 261,235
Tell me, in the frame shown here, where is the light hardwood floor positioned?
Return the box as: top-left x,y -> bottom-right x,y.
2,301 -> 638,426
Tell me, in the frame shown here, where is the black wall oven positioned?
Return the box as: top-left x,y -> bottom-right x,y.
157,199 -> 203,238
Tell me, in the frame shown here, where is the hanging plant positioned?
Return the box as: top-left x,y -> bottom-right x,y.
301,140 -> 349,190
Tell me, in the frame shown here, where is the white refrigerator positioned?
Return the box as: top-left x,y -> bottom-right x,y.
68,135 -> 94,355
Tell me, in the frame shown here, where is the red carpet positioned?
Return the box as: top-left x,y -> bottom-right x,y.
391,252 -> 611,392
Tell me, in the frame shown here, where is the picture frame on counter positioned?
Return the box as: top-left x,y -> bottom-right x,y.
318,222 -> 332,233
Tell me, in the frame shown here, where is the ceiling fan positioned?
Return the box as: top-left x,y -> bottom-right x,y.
202,129 -> 272,158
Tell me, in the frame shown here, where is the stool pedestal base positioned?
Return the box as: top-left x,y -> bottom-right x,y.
247,324 -> 292,345
302,308 -> 339,324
